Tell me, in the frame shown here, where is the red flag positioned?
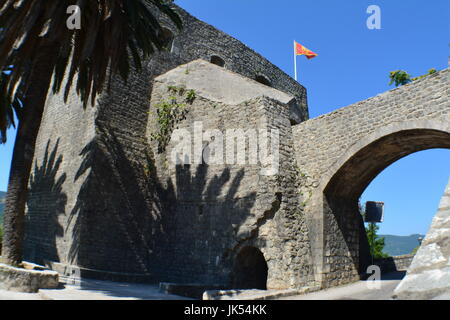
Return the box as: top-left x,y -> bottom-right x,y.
294,41 -> 318,59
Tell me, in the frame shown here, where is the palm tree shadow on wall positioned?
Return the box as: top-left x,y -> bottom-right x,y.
25,139 -> 67,265
65,122 -> 266,287
67,123 -> 160,277
157,151 -> 266,287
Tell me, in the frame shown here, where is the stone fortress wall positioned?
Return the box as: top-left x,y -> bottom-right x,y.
22,3 -> 450,291
293,69 -> 449,287
23,5 -> 315,289
144,60 -> 316,288
374,254 -> 414,274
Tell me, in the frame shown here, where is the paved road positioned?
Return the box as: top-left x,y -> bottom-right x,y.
0,271 -> 405,300
279,271 -> 405,300
0,278 -> 192,300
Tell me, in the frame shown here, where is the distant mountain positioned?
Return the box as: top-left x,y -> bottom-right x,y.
0,191 -> 5,224
380,234 -> 425,256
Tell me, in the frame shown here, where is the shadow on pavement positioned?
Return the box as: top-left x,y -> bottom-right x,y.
380,270 -> 406,281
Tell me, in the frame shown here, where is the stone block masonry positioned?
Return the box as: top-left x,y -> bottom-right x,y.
23,4 -> 309,286
293,68 -> 449,288
374,254 -> 414,274
0,262 -> 59,293
22,2 -> 450,294
145,60 -> 315,288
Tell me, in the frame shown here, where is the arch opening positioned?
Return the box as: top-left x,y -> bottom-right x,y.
210,55 -> 225,67
321,128 -> 450,284
231,246 -> 268,289
255,75 -> 272,87
325,129 -> 450,200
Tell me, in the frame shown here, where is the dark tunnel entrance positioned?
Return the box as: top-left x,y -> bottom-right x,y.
232,246 -> 268,290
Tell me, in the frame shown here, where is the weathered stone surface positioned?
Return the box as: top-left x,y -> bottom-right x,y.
293,68 -> 449,287
23,4 -> 308,283
145,61 -> 315,288
393,179 -> 450,299
155,59 -> 295,106
0,262 -> 59,293
20,2 -> 449,294
160,282 -> 226,299
374,254 -> 414,273
203,286 -> 320,300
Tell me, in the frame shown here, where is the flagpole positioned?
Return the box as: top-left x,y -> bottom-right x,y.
293,40 -> 297,81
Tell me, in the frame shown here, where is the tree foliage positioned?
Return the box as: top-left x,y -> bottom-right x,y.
389,70 -> 412,87
411,68 -> 437,81
0,66 -> 22,143
366,223 -> 389,259
389,68 -> 437,87
0,0 -> 182,139
0,223 -> 3,253
0,0 -> 183,266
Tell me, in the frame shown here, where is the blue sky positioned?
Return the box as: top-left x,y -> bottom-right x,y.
172,0 -> 450,236
0,0 -> 449,236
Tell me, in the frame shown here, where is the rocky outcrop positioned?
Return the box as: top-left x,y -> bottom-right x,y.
0,262 -> 59,293
393,178 -> 450,299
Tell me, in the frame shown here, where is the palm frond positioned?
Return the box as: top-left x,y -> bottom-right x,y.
0,0 -> 183,112
0,66 -> 23,144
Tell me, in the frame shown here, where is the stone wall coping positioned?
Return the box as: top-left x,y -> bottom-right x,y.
294,67 -> 449,127
154,59 -> 295,106
0,262 -> 59,293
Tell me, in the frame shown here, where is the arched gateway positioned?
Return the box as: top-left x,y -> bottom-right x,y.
322,124 -> 449,286
293,69 -> 449,287
23,6 -> 449,291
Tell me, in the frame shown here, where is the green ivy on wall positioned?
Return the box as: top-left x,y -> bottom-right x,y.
150,86 -> 196,153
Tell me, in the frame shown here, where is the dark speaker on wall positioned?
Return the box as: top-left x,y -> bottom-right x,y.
365,201 -> 384,223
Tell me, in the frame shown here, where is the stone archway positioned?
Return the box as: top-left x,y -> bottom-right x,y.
318,125 -> 450,287
231,246 -> 268,290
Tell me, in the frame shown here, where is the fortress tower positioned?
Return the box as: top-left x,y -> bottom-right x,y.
22,4 -> 450,292
23,6 -> 316,289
